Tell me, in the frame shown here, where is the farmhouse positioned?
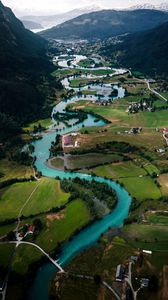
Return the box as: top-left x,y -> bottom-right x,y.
62,133 -> 80,148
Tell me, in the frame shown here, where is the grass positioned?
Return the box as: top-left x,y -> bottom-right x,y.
91,163 -> 161,200
0,159 -> 33,183
91,161 -> 147,178
77,58 -> 94,68
76,127 -> 165,152
143,163 -> 160,175
71,99 -> 168,128
0,244 -> 15,268
145,212 -> 168,225
123,223 -> 168,251
12,199 -> 91,274
69,78 -> 99,88
36,199 -> 91,252
0,178 -> 70,221
50,157 -> 64,170
118,177 -> 161,201
82,90 -> 97,95
65,153 -> 123,170
158,174 -> 168,195
23,118 -> 53,132
12,244 -> 43,275
0,224 -> 15,238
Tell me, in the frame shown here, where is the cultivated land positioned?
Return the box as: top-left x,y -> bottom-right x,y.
0,178 -> 70,221
0,159 -> 33,183
12,199 -> 91,275
23,118 -> 53,132
1,48 -> 168,300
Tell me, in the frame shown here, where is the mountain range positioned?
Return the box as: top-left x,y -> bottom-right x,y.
21,5 -> 102,31
129,3 -> 168,12
40,9 -> 168,40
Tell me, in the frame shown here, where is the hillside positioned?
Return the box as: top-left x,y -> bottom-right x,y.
21,5 -> 102,30
40,9 -> 168,40
101,21 -> 168,76
0,1 -> 54,142
22,20 -> 43,30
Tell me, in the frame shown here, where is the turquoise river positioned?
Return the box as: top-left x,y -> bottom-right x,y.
27,55 -> 131,300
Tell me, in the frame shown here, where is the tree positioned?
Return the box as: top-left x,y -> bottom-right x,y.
94,274 -> 102,285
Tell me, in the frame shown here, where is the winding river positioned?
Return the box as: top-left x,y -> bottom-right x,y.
27,55 -> 131,300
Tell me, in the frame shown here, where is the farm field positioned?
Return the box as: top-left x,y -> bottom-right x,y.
0,178 -> 70,221
52,153 -> 123,170
23,118 -> 53,132
91,161 -> 147,178
143,163 -> 160,175
0,159 -> 33,183
12,199 -> 91,274
91,163 -> 161,201
145,212 -> 168,225
74,101 -> 168,128
158,173 -> 168,195
123,223 -> 168,251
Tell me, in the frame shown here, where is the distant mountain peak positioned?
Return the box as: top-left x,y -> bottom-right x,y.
129,2 -> 168,12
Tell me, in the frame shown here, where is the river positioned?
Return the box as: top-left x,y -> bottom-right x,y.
27,55 -> 131,300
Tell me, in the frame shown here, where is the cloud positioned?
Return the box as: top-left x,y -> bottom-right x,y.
2,0 -> 164,15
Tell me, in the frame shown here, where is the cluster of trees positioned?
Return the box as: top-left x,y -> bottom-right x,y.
61,178 -> 117,218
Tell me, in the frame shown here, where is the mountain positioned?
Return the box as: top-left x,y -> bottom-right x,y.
22,20 -> 43,30
21,5 -> 102,31
40,9 -> 168,41
129,3 -> 168,12
0,1 -> 52,142
101,21 -> 168,76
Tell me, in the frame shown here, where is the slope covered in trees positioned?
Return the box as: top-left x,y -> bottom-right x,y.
0,1 -> 55,142
101,21 -> 168,76
40,9 -> 168,40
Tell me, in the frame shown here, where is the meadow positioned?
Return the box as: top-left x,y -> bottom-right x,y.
0,178 -> 70,221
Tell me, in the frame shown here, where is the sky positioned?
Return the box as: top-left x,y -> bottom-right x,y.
2,0 -> 166,16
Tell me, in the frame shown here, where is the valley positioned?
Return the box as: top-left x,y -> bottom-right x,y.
0,48 -> 168,300
0,2 -> 168,300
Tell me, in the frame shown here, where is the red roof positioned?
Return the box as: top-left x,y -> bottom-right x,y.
28,225 -> 35,232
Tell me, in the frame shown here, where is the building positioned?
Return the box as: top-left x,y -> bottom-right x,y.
140,278 -> 149,288
131,256 -> 139,263
116,264 -> 125,281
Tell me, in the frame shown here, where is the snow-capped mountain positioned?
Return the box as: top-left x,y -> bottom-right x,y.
129,3 -> 168,12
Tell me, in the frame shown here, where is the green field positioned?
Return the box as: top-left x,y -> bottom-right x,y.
77,58 -> 95,68
0,244 -> 15,268
0,224 -> 15,238
12,199 -> 91,274
23,118 -> 53,132
92,161 -> 147,178
91,163 -> 161,201
118,177 -> 161,201
71,99 -> 168,127
0,178 -> 70,221
50,157 -> 64,170
145,212 -> 168,225
0,159 -> 33,183
82,90 -> 97,95
124,223 -> 168,251
36,199 -> 91,251
61,153 -> 123,170
143,163 -> 160,175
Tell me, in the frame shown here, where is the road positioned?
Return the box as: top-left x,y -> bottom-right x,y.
0,240 -> 64,273
15,180 -> 42,233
